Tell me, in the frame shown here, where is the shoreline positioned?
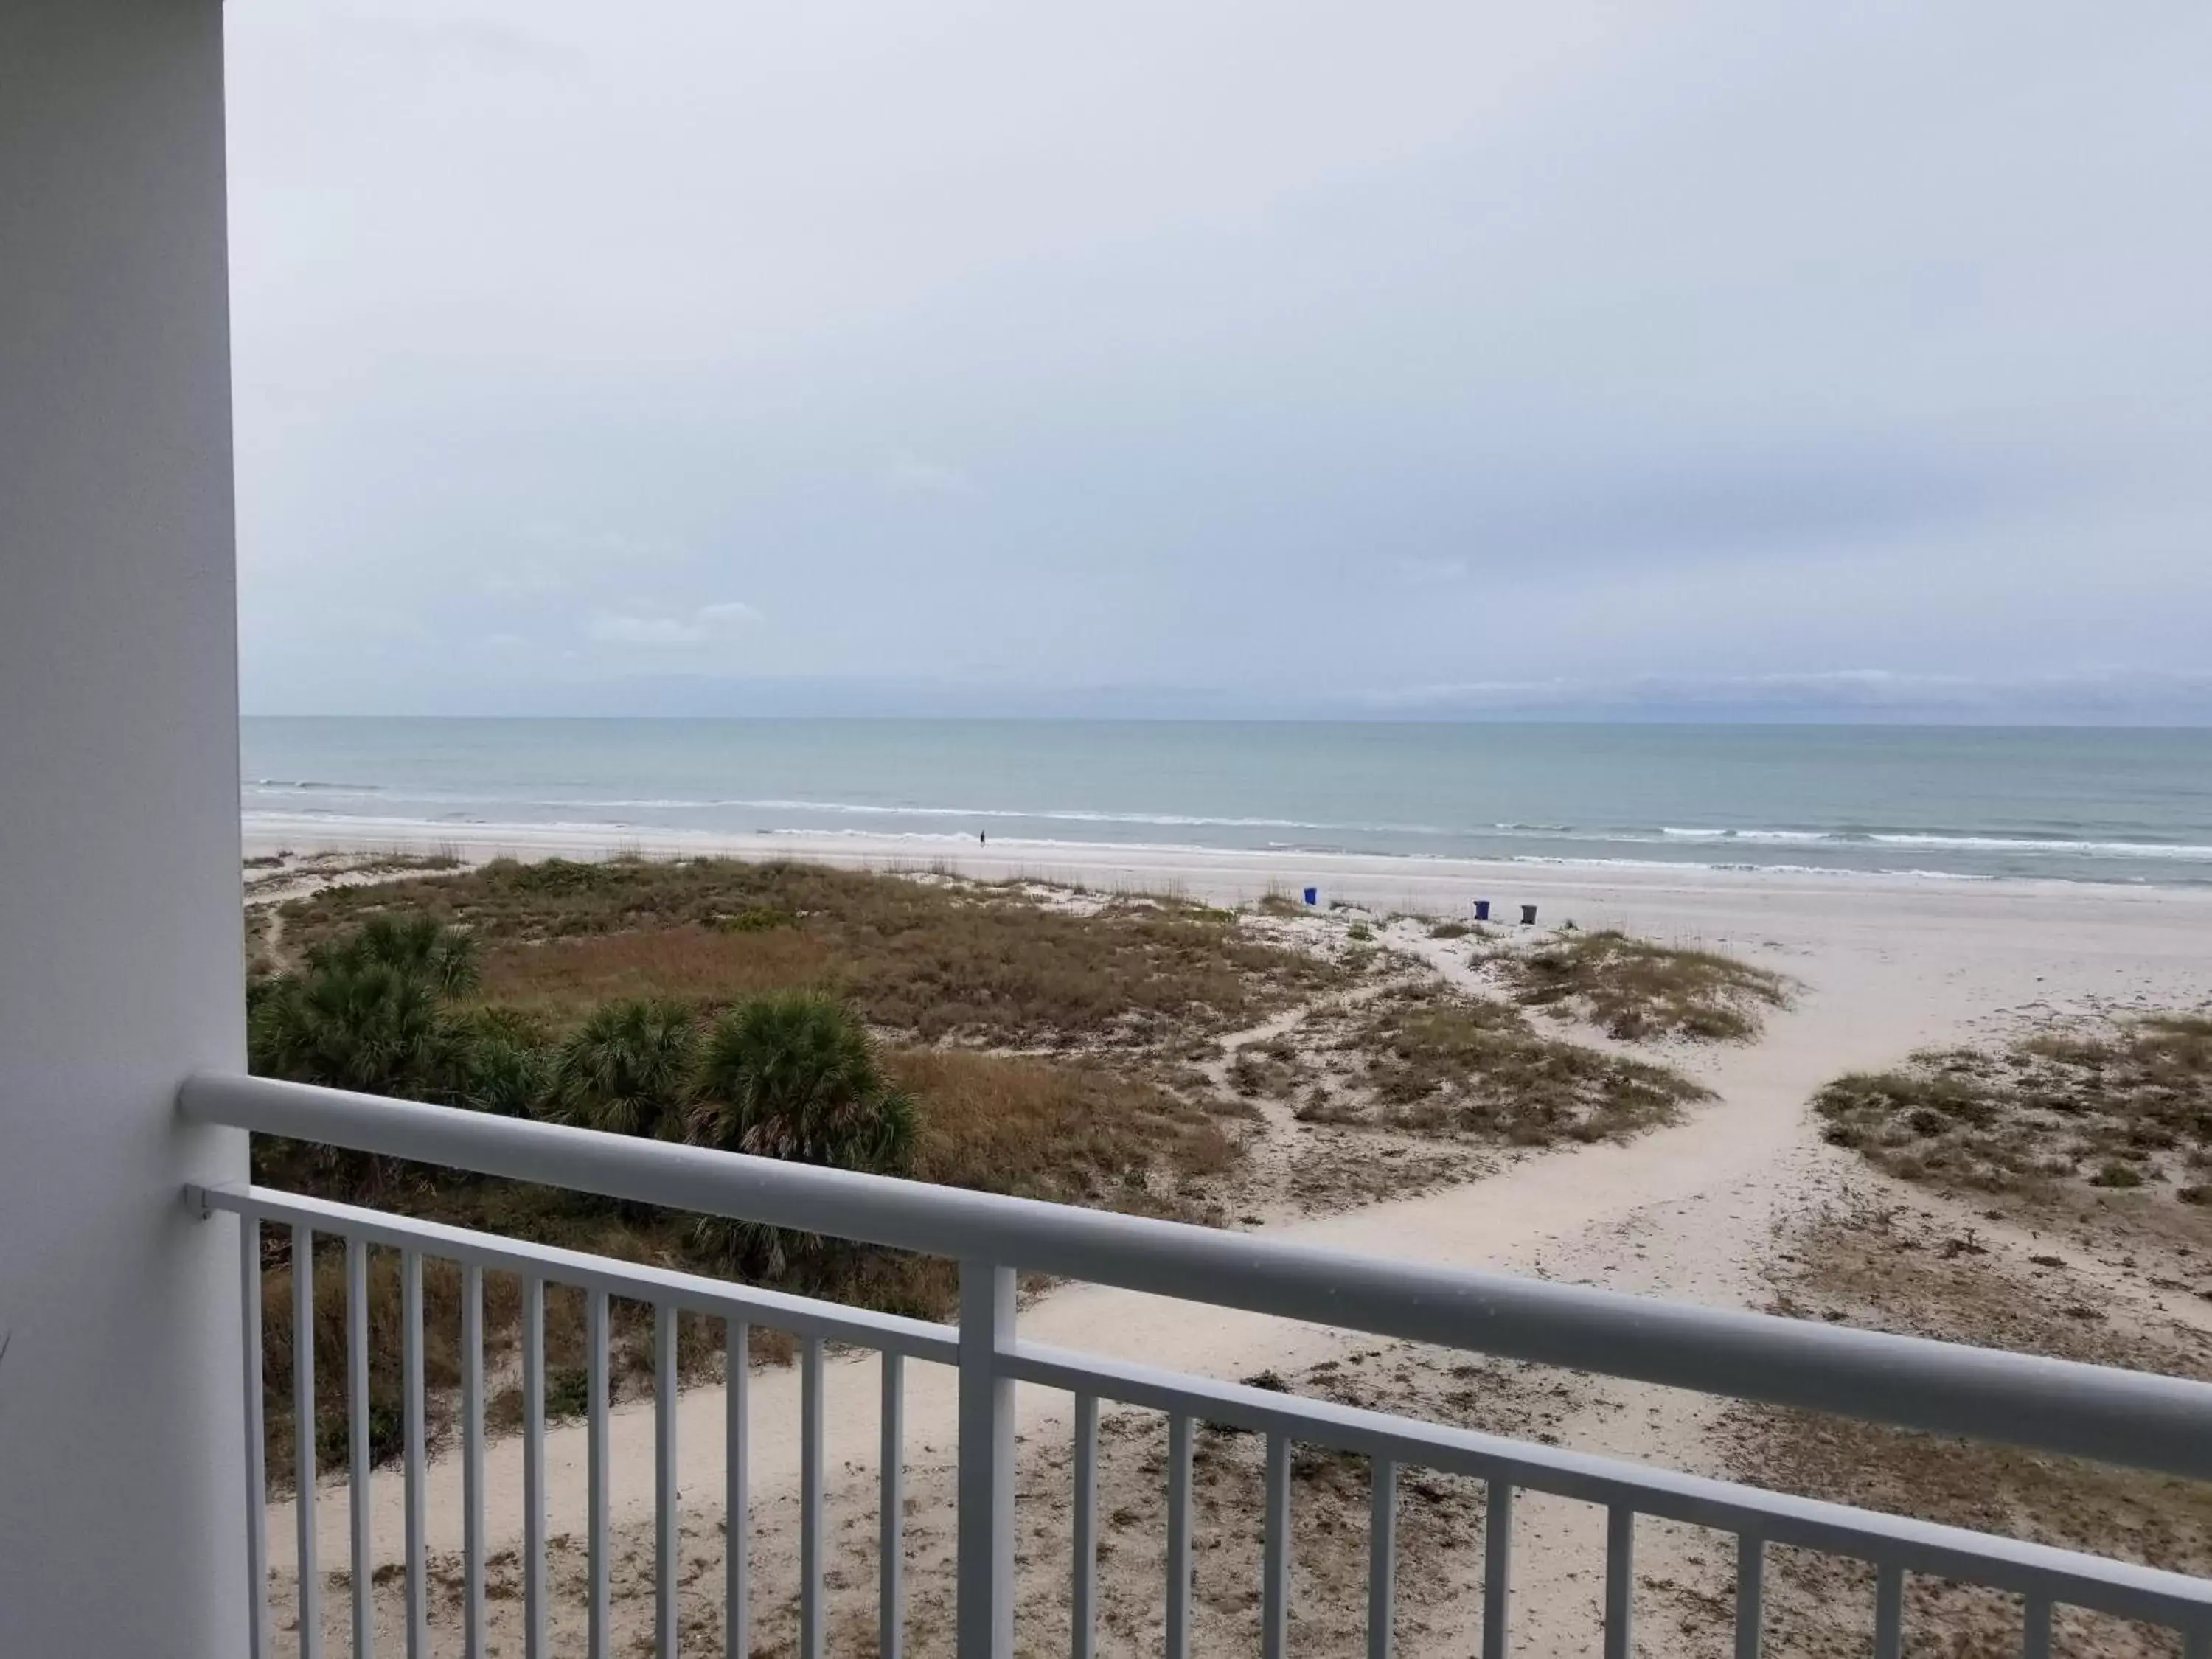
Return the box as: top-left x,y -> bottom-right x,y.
242,815 -> 2212,956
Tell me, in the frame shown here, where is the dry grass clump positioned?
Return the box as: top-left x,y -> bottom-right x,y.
1310,987 -> 1711,1144
476,924 -> 842,1023
1720,1204 -> 2212,1658
280,856 -> 1340,1048
894,1048 -> 1240,1220
1815,1014 -> 2212,1202
1488,928 -> 1792,1042
1226,1032 -> 1312,1101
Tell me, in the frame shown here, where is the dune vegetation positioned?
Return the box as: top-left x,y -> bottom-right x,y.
1814,1014 -> 2212,1203
1484,927 -> 1794,1042
244,854 -> 1743,1485
1288,984 -> 1713,1144
274,854 -> 1340,1047
246,859 -> 1332,1481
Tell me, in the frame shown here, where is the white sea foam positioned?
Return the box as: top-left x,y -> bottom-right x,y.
1506,854 -> 1996,880
1658,824 -> 2212,860
1660,827 -> 1830,844
1865,832 -> 2212,859
246,778 -> 383,793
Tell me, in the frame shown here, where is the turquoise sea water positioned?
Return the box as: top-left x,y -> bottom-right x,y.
240,718 -> 2212,887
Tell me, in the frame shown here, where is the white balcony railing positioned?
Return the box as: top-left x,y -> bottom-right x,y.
183,1071 -> 2212,1659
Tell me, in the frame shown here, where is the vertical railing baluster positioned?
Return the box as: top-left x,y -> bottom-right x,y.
2021,1593 -> 2053,1659
1734,1534 -> 1764,1659
346,1238 -> 372,1659
657,1304 -> 680,1659
294,1224 -> 321,1659
1603,1505 -> 1634,1659
800,1334 -> 826,1659
1261,1431 -> 1292,1659
587,1290 -> 611,1659
1481,1481 -> 1512,1659
880,1350 -> 905,1659
1366,1458 -> 1396,1659
1071,1393 -> 1099,1659
1873,1562 -> 1902,1659
462,1264 -> 486,1659
956,1262 -> 1017,1659
521,1276 -> 546,1659
727,1319 -> 750,1659
402,1250 -> 427,1659
241,1212 -> 271,1659
1165,1413 -> 1194,1659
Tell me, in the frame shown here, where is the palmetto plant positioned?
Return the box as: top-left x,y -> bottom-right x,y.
247,941 -> 477,1203
249,958 -> 459,1100
251,913 -> 482,1100
455,1006 -> 554,1117
307,911 -> 480,998
686,992 -> 917,1272
689,991 -> 917,1172
549,999 -> 700,1138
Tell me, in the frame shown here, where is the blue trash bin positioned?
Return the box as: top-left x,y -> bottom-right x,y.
1472,900 -> 1491,922
1302,886 -> 1318,907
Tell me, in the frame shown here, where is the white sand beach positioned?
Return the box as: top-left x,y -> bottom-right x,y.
246,824 -> 2212,1655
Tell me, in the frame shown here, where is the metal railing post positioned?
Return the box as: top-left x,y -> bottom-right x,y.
957,1261 -> 1017,1659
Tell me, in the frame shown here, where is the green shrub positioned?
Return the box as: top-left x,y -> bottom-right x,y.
309,911 -> 479,998
688,992 -> 917,1272
455,1007 -> 553,1116
249,960 -> 463,1100
249,911 -> 487,1107
549,999 -> 699,1138
713,906 -> 799,933
316,1393 -> 404,1474
496,856 -> 613,896
691,992 -> 916,1172
545,1365 -> 591,1419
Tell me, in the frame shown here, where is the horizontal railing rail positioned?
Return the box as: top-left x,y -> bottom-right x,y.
183,1070 -> 2212,1479
193,1182 -> 959,1364
187,1070 -> 2212,1659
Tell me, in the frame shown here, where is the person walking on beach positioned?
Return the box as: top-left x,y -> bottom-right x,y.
979,830 -> 987,846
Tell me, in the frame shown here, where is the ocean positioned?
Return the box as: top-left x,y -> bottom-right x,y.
239,718 -> 2212,888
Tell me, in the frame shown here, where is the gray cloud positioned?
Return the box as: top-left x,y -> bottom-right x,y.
226,1 -> 2212,719
883,456 -> 979,500
584,602 -> 762,647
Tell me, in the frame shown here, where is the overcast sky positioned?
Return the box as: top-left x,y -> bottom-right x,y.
227,1 -> 2212,720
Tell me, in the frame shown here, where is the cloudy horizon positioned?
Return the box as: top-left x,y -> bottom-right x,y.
228,2 -> 2212,722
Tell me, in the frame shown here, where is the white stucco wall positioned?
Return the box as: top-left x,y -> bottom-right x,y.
0,1 -> 251,1651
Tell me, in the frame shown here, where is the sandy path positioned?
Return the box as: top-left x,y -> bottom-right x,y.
271,998 -> 1816,1568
